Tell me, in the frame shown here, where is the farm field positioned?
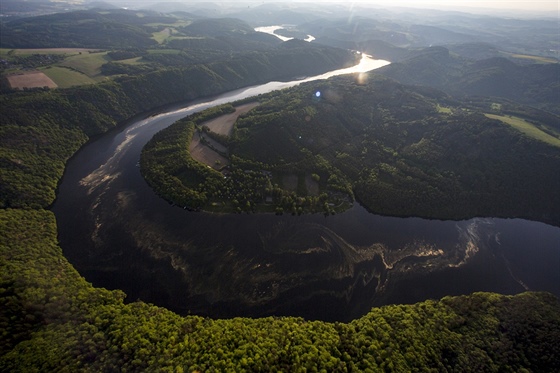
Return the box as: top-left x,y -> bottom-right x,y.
5,70 -> 57,89
40,66 -> 96,88
189,132 -> 229,170
202,102 -> 260,136
58,51 -> 109,79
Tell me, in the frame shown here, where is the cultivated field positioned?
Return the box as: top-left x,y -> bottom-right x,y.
190,103 -> 262,168
59,51 -> 109,79
6,70 -> 57,89
202,102 -> 260,136
41,66 -> 95,88
189,132 -> 229,170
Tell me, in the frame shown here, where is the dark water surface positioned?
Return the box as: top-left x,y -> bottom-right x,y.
52,59 -> 560,322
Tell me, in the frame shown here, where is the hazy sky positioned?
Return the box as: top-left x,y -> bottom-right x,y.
341,1 -> 558,12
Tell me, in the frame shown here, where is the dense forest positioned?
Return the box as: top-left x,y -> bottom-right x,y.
2,208 -> 559,371
141,74 -> 560,225
1,4 -> 560,371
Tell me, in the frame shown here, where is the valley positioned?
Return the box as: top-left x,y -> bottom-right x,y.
1,2 -> 559,371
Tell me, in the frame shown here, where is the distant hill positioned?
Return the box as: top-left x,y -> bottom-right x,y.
166,18 -> 281,52
0,9 -> 166,48
446,42 -> 503,60
182,18 -> 257,37
0,0 -> 83,17
409,24 -> 477,45
377,47 -> 560,114
86,2 -> 120,10
229,3 -> 321,26
301,17 -> 410,46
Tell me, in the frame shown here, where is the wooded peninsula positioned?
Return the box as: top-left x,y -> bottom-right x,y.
141,74 -> 560,225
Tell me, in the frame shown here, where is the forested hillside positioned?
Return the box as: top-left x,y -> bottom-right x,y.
1,208 -> 559,371
0,10 -> 167,48
377,47 -> 560,115
141,74 -> 560,225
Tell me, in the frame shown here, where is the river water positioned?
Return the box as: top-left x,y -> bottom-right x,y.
52,55 -> 559,322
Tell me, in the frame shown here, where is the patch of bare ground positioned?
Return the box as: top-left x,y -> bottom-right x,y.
282,174 -> 298,192
305,174 -> 320,196
202,102 -> 260,136
6,70 -> 57,89
189,131 -> 229,170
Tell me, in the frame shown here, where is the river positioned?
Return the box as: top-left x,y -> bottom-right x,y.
52,55 -> 559,322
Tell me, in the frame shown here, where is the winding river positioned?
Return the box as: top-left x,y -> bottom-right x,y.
52,55 -> 560,322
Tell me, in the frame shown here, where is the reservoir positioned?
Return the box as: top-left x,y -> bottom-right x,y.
52,55 -> 560,322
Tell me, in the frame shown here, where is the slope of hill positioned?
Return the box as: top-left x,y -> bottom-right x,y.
1,209 -> 559,371
0,9 -> 171,48
377,47 -> 560,115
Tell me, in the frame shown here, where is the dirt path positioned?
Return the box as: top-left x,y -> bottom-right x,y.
202,102 -> 260,136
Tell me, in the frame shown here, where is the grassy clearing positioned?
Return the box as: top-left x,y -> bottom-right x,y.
436,104 -> 452,114
118,57 -> 145,65
500,51 -> 558,64
58,51 -> 109,79
485,114 -> 560,148
146,20 -> 192,27
152,28 -> 172,44
491,103 -> 502,111
40,66 -> 96,88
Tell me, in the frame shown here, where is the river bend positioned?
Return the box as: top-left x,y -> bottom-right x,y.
52,56 -> 560,322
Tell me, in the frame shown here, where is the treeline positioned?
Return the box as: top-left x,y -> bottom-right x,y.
2,208 -> 559,371
0,44 -> 356,209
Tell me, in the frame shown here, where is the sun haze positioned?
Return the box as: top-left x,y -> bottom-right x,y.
334,0 -> 558,12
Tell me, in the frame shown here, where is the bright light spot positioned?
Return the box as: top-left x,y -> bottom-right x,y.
315,91 -> 321,98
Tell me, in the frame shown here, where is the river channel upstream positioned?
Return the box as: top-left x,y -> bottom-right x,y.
52,55 -> 560,322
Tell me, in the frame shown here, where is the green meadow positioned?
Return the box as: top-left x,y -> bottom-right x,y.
485,114 -> 560,148
58,51 -> 110,79
40,66 -> 96,88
